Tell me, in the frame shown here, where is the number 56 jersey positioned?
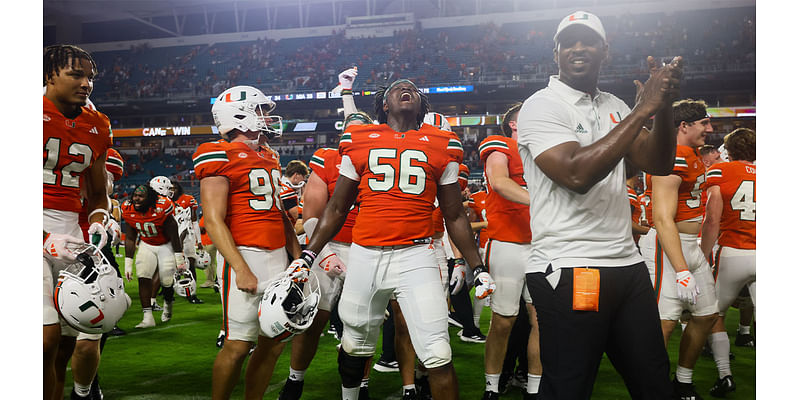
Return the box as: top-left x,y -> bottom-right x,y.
193,140 -> 286,250
338,123 -> 463,247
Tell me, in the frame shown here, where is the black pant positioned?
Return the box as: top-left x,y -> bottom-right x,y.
502,297 -> 530,374
527,262 -> 672,400
378,303 -> 396,361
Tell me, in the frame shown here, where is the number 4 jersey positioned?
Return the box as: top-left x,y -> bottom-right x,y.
192,140 -> 286,250
43,96 -> 113,212
338,123 -> 463,247
706,161 -> 756,249
121,196 -> 174,246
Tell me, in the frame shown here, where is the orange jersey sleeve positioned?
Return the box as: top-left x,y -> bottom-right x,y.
339,123 -> 463,246
469,190 -> 489,248
106,148 -> 124,181
706,161 -> 756,249
627,186 -> 642,224
309,147 -> 357,243
43,96 -> 113,213
478,135 -> 531,243
192,140 -> 286,250
121,196 -> 175,246
671,145 -> 707,222
174,194 -> 198,211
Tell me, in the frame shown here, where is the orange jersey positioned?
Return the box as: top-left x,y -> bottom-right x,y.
198,216 -> 212,246
43,96 -> 113,213
627,186 -> 642,224
121,196 -> 175,246
193,140 -> 286,250
431,207 -> 445,233
308,147 -> 358,243
478,135 -> 531,243
173,193 -> 199,212
645,145 -> 707,223
469,190 -> 489,248
339,123 -> 463,246
706,161 -> 756,249
642,175 -> 653,225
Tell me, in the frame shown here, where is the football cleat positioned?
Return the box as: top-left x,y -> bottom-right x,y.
372,359 -> 400,373
135,312 -> 155,329
447,312 -> 463,328
735,332 -> 755,347
277,378 -> 304,400
402,388 -> 418,400
457,329 -> 486,343
188,295 -> 204,304
108,325 -> 126,336
498,371 -> 513,394
161,301 -> 173,322
216,330 -> 225,348
359,385 -> 371,400
709,375 -> 735,398
481,391 -> 500,400
415,375 -> 432,400
673,378 -> 703,400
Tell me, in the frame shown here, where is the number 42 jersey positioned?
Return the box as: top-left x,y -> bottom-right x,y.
338,123 -> 463,247
192,140 -> 286,250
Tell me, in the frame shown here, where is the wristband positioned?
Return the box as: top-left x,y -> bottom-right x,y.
88,208 -> 110,223
300,249 -> 317,264
473,264 -> 487,275
454,258 -> 466,266
341,89 -> 353,96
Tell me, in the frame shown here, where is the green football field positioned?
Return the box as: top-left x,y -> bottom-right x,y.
61,251 -> 755,399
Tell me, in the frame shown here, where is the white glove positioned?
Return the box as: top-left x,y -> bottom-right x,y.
449,259 -> 466,295
88,222 -> 108,248
43,233 -> 84,261
317,245 -> 346,277
473,265 -> 496,300
287,250 -> 316,283
124,257 -> 134,281
675,269 -> 700,305
338,67 -> 358,90
105,219 -> 121,246
175,253 -> 187,271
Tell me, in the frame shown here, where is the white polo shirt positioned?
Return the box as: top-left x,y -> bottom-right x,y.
517,76 -> 643,273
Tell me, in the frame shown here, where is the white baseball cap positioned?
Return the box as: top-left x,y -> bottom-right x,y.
554,11 -> 606,43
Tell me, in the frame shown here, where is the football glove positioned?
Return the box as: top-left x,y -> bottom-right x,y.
87,222 -> 108,249
675,269 -> 700,305
124,257 -> 134,281
43,232 -> 84,261
338,67 -> 358,90
175,253 -> 187,271
288,249 -> 316,283
105,219 -> 121,247
472,265 -> 495,300
449,258 -> 467,295
317,245 -> 346,278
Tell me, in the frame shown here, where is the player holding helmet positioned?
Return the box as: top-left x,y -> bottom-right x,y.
170,178 -> 205,304
121,183 -> 185,328
194,85 -> 302,399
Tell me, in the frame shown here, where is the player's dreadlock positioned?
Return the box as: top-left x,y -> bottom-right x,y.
373,79 -> 430,128
133,184 -> 159,212
44,44 -> 97,85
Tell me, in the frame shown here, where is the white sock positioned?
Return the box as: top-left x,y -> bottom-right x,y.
289,367 -> 306,382
74,382 -> 91,397
342,386 -> 359,400
527,374 -> 541,394
738,324 -> 751,335
710,332 -> 732,378
485,373 -> 500,393
675,365 -> 693,384
402,384 -> 415,391
151,297 -> 157,305
680,322 -> 688,332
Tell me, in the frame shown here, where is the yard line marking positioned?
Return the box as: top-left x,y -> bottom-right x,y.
106,321 -> 203,339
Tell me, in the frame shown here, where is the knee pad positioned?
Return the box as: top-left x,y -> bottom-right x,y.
421,340 -> 452,369
338,350 -> 369,388
163,286 -> 175,302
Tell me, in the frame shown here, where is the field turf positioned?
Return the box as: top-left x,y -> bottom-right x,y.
61,251 -> 755,399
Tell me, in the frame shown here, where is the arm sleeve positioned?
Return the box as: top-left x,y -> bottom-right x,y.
339,155 -> 360,181
439,162 -> 460,185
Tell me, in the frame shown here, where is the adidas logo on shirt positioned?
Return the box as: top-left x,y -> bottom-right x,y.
419,136 -> 429,142
575,123 -> 587,134
90,126 -> 99,134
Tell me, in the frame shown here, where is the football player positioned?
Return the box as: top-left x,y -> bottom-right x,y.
170,178 -> 205,304
287,78 -> 493,400
626,171 -> 650,244
43,44 -> 113,400
198,216 -> 219,289
700,128 -> 756,397
194,85 -> 301,400
277,110 -> 372,400
121,184 -> 185,328
640,99 -> 717,399
478,103 -> 541,400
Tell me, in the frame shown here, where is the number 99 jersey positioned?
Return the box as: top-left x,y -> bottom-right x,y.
338,123 -> 463,247
192,140 -> 286,250
121,196 -> 174,246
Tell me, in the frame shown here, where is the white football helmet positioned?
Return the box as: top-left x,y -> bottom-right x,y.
258,270 -> 320,342
423,112 -> 452,132
54,244 -> 131,334
212,85 -> 283,139
174,269 -> 197,298
197,249 -> 211,270
150,176 -> 173,198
